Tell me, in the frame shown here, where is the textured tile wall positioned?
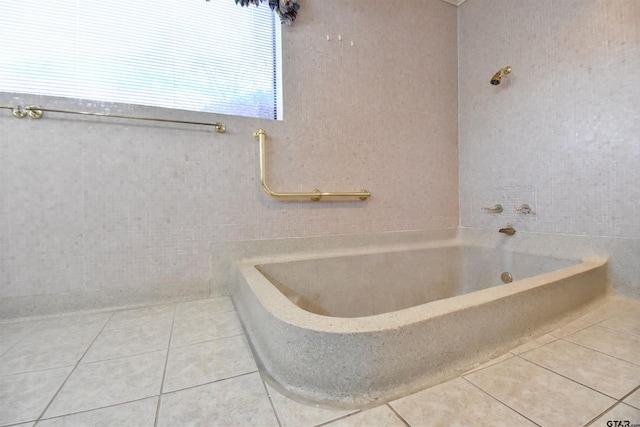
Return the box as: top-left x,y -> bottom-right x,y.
0,0 -> 459,312
459,0 -> 640,239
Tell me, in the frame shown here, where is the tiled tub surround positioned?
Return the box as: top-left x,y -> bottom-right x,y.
1,295 -> 639,426
2,227 -> 637,319
1,0 -> 460,319
232,237 -> 608,407
3,0 -> 640,319
458,0 -> 640,254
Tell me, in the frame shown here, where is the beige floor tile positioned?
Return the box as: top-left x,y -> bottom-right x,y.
266,383 -> 356,427
1,296 -> 637,427
44,350 -> 165,418
509,334 -> 557,355
598,306 -> 640,338
32,312 -> 112,330
579,297 -> 639,324
324,405 -> 406,427
589,403 -> 640,427
549,319 -> 592,338
157,373 -> 278,427
82,322 -> 172,363
170,310 -> 244,348
0,342 -> 14,358
0,320 -> 40,346
464,357 -> 615,426
463,353 -> 514,375
520,339 -> 640,399
163,335 -> 257,393
37,397 -> 158,427
174,297 -> 235,320
564,325 -> 640,365
0,314 -> 109,375
0,335 -> 93,376
22,328 -> 100,350
104,304 -> 175,331
28,313 -> 111,342
625,388 -> 640,410
0,366 -> 72,425
22,316 -> 107,347
390,377 -> 536,427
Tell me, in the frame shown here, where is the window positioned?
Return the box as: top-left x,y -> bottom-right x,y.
0,0 -> 282,120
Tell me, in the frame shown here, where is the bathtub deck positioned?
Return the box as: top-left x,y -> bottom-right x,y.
0,295 -> 639,426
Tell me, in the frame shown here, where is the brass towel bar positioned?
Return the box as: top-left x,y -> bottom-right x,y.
254,129 -> 370,201
1,105 -> 226,133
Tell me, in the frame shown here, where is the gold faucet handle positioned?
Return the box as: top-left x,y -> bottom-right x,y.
483,204 -> 503,213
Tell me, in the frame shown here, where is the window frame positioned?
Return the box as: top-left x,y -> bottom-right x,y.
0,1 -> 283,121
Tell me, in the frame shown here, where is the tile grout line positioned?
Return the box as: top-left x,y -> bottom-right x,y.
314,411 -> 363,427
584,384 -> 640,426
7,297 -> 636,425
556,334 -> 640,368
513,353 -> 626,401
169,331 -> 246,350
32,396 -> 156,425
172,295 -> 237,309
621,385 -> 640,411
0,322 -> 41,360
258,375 -> 284,427
385,402 -> 412,427
153,303 -> 178,427
583,400 -> 627,426
74,348 -> 172,367
618,384 -> 640,410
591,319 -> 640,340
460,352 -> 517,377
460,376 -> 542,426
161,370 -> 260,397
34,311 -> 115,424
548,319 -> 593,339
0,363 -> 79,380
233,308 -> 283,426
579,304 -> 638,327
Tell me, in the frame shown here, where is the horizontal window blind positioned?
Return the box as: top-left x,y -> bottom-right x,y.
0,0 -> 281,120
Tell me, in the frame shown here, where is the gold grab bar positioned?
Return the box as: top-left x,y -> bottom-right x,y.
1,105 -> 226,133
254,129 -> 370,201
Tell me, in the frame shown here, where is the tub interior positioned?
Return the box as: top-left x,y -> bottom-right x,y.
255,246 -> 579,318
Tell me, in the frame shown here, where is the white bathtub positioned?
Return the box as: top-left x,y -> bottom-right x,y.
232,239 -> 608,408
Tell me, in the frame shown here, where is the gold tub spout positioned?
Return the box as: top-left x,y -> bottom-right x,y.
499,226 -> 516,236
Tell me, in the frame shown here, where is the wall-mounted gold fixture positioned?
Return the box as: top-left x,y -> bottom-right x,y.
1,105 -> 226,133
499,225 -> 516,235
254,129 -> 370,201
482,204 -> 503,213
490,66 -> 512,86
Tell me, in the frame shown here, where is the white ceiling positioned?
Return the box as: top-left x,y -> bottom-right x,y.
440,0 -> 467,6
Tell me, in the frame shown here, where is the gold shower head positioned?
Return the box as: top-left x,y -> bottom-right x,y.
490,66 -> 512,85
